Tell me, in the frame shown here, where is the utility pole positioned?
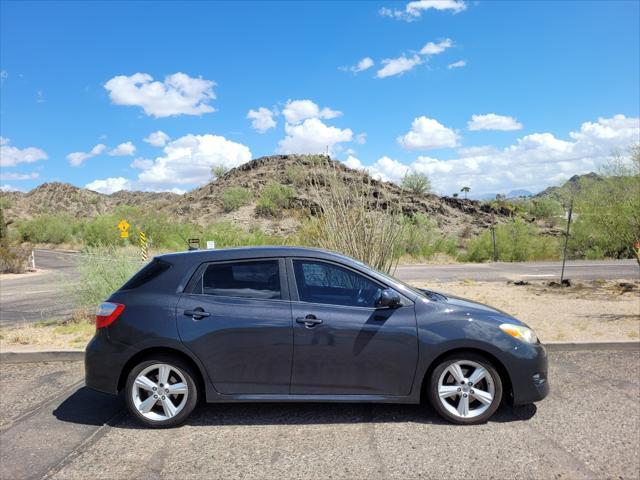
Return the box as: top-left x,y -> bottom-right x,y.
491,212 -> 497,262
560,199 -> 574,285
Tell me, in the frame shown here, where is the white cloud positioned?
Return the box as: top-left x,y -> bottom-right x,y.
130,157 -> 154,170
397,116 -> 460,150
134,134 -> 252,188
144,131 -> 170,147
343,57 -> 375,73
85,177 -> 132,194
447,59 -> 467,69
108,141 -> 136,156
376,55 -> 423,78
404,114 -> 639,196
278,118 -> 353,155
355,133 -> 367,144
104,72 -> 215,118
0,171 -> 39,181
0,137 -> 48,167
420,38 -> 453,56
341,155 -> 409,182
380,0 -> 466,21
468,113 -> 523,131
0,70 -> 7,83
247,107 -> 277,133
67,143 -> 106,166
282,99 -> 342,124
0,184 -> 23,192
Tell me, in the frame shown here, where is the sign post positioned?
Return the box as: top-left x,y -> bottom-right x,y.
139,231 -> 148,261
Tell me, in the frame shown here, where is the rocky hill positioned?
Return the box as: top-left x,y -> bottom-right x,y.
534,172 -> 602,202
2,155 -> 508,237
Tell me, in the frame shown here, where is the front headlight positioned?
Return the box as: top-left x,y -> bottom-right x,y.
499,323 -> 538,344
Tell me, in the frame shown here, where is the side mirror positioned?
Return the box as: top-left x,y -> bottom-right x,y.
376,288 -> 401,309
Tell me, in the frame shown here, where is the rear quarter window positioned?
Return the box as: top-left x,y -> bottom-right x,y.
120,259 -> 171,290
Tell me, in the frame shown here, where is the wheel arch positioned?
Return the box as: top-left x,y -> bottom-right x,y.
117,346 -> 206,398
420,347 -> 513,404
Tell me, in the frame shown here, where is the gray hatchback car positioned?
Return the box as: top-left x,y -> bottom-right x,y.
85,246 -> 549,427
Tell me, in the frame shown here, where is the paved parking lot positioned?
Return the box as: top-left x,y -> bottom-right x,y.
1,350 -> 639,479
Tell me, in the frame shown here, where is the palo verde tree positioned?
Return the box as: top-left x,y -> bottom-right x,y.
401,171 -> 431,195
573,145 -> 640,266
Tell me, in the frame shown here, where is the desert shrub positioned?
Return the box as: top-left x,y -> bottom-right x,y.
402,172 -> 431,195
211,164 -> 229,179
72,246 -> 143,311
0,244 -> 30,273
17,214 -> 76,244
286,164 -> 307,187
397,213 -> 457,259
222,187 -> 253,212
307,160 -> 405,273
523,197 -> 564,225
256,182 -> 295,217
461,219 -> 560,262
202,221 -> 284,247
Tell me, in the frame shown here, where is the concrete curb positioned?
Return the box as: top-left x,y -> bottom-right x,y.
0,350 -> 85,364
543,341 -> 640,352
1,341 -> 639,363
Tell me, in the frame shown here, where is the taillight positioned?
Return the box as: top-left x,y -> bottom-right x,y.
96,302 -> 125,329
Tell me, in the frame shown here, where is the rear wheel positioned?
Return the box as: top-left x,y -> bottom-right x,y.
125,356 -> 198,428
428,353 -> 502,425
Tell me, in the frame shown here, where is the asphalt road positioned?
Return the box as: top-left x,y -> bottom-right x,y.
395,258 -> 639,282
0,350 -> 638,479
0,249 -> 637,327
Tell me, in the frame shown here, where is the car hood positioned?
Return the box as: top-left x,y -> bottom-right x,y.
419,288 -> 526,326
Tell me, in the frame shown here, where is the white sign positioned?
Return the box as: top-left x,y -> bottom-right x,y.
206,240 -> 216,249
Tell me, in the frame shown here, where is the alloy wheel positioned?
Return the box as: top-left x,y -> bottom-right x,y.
131,363 -> 189,422
437,360 -> 496,419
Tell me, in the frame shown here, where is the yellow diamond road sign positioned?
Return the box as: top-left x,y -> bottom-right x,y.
118,219 -> 130,238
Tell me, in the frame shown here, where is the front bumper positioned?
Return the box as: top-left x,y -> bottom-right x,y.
509,342 -> 549,405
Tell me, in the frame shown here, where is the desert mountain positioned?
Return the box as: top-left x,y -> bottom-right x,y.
2,155 -> 509,237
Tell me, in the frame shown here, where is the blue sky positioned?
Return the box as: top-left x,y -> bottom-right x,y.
1,0 -> 639,197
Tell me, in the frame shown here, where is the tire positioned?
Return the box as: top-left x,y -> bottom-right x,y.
428,353 -> 503,425
125,355 -> 198,428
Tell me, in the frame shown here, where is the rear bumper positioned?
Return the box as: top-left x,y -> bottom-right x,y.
509,342 -> 549,404
84,331 -> 128,395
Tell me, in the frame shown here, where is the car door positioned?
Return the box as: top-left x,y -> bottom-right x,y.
177,258 -> 293,395
288,258 -> 418,396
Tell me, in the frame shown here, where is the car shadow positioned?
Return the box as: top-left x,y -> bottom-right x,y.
54,387 -> 536,429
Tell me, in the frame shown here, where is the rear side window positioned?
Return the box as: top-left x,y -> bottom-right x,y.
120,259 -> 171,290
196,260 -> 281,300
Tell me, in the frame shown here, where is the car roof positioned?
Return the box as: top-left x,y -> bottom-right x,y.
156,246 -> 356,264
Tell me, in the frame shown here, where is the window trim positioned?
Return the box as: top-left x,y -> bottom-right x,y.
183,257 -> 289,302
287,257 -> 408,308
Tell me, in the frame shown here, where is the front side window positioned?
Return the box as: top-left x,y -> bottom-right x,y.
199,260 -> 281,300
293,260 -> 382,308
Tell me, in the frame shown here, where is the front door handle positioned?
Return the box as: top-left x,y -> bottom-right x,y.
296,314 -> 323,328
184,308 -> 210,320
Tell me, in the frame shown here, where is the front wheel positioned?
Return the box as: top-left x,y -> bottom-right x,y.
125,356 -> 198,428
428,354 -> 503,425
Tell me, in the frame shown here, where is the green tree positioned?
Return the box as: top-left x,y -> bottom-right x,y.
573,146 -> 640,266
401,171 -> 431,195
460,186 -> 471,199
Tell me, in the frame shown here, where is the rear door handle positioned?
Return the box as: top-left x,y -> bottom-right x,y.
184,308 -> 210,320
296,314 -> 323,328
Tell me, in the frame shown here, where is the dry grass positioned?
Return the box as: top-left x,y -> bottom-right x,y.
0,319 -> 94,350
414,279 -> 640,342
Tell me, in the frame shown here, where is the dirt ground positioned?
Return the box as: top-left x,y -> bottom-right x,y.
414,279 -> 640,342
